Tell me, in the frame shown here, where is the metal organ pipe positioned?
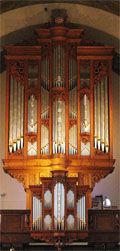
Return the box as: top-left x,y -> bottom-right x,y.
28,94 -> 37,133
105,76 -> 109,152
58,183 -> 61,230
13,79 -> 17,152
55,46 -> 57,87
94,76 -> 109,152
94,86 -> 97,149
9,77 -> 14,152
32,196 -> 42,231
53,100 -> 65,154
57,99 -> 62,153
69,125 -> 77,155
77,196 -> 86,231
53,44 -> 65,88
41,125 -> 49,154
41,56 -> 49,155
101,80 -> 105,151
20,85 -> 24,148
97,83 -> 101,150
17,82 -> 21,150
9,77 -> 24,153
54,183 -> 65,230
68,57 -> 77,155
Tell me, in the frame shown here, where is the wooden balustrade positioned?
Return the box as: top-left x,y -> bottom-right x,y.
88,209 -> 120,248
0,209 -> 119,249
0,210 -> 31,246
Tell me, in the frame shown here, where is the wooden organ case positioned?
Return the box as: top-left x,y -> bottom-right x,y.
3,9 -> 115,249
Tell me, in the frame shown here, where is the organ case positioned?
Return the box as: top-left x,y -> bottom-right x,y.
3,9 -> 115,248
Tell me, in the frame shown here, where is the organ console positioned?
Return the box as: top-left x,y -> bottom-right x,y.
2,9 -> 115,248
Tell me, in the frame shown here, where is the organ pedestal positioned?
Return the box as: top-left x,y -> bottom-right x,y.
29,170 -> 91,247
2,9 -> 115,248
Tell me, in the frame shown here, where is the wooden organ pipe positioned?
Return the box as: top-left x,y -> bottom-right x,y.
94,76 -> 109,152
9,77 -> 24,152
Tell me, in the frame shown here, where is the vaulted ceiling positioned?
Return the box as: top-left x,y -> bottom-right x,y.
1,0 -> 120,15
0,1 -> 120,74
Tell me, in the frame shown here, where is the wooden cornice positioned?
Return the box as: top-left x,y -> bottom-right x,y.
2,157 -> 115,189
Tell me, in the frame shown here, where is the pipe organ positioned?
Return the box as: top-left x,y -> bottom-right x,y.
3,9 -> 115,249
30,171 -> 90,236
6,41 -> 112,158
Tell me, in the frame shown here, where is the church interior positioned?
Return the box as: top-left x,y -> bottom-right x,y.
0,1 -> 120,250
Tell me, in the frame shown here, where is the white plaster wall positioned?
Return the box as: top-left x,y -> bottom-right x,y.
0,71 -> 26,209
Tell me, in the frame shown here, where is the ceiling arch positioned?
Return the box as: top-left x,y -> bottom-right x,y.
1,4 -> 119,40
0,3 -> 119,74
1,0 -> 119,16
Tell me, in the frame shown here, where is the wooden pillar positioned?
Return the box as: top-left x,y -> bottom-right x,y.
26,188 -> 31,210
